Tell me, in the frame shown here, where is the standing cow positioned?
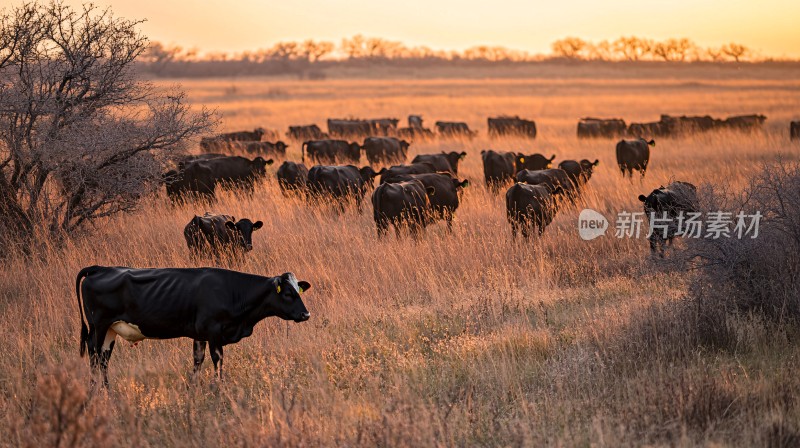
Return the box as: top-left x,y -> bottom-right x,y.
184,212 -> 263,256
481,151 -> 555,191
616,138 -> 655,179
638,181 -> 698,257
381,173 -> 469,231
558,159 -> 599,189
372,180 -> 435,238
436,122 -> 476,139
287,125 -> 327,141
242,141 -> 288,159
276,161 -> 309,196
76,266 -> 310,386
302,140 -> 361,165
362,137 -> 410,166
577,118 -> 627,138
411,151 -> 467,175
792,121 -> 800,140
488,116 -> 537,139
307,165 -> 382,212
506,183 -> 564,239
516,168 -> 574,197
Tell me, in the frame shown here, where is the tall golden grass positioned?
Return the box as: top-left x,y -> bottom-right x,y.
1,70 -> 799,446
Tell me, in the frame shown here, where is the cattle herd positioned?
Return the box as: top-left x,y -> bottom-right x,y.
78,112 -> 798,385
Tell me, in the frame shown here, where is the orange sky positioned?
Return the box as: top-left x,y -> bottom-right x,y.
41,0 -> 800,58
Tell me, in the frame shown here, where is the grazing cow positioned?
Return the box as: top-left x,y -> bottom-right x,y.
327,119 -> 373,138
488,116 -> 537,139
659,115 -> 722,135
276,161 -> 309,196
411,151 -> 468,175
558,159 -> 599,188
516,168 -> 574,196
616,138 -> 655,179
242,141 -> 288,159
287,125 -> 328,141
380,163 -> 438,184
302,139 -> 361,165
196,156 -> 273,190
628,122 -> 668,138
381,173 -> 469,231
506,183 -> 564,239
638,181 -> 698,257
577,118 -> 627,138
723,114 -> 766,131
792,121 -> 800,140
307,165 -> 383,212
480,151 -> 555,190
165,162 -> 217,201
372,180 -> 435,238
76,266 -> 310,386
362,137 -> 410,166
408,115 -> 424,129
436,121 -> 476,139
184,213 -> 263,256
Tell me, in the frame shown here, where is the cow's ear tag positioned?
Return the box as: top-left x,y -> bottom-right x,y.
299,287 -> 303,293
276,285 -> 281,293
519,157 -> 525,163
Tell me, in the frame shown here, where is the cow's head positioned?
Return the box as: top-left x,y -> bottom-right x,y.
251,157 -> 274,175
442,151 -> 467,174
276,141 -> 288,152
579,159 -> 600,181
225,218 -> 263,251
646,139 -> 656,147
516,153 -> 555,171
400,140 -> 410,153
359,166 -> 383,185
254,127 -> 266,140
271,273 -> 311,323
453,178 -> 469,190
638,189 -> 669,214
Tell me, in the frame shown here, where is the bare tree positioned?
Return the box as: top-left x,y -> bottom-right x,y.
301,40 -> 334,62
612,37 -> 652,61
0,2 -> 213,252
652,38 -> 695,62
551,37 -> 588,60
721,43 -> 749,62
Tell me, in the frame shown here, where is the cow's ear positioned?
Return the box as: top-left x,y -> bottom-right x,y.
593,159 -> 600,166
460,151 -> 467,159
480,150 -> 486,155
648,140 -> 656,147
426,186 -> 436,196
266,159 -> 274,165
460,179 -> 469,188
298,281 -> 311,293
549,154 -> 556,161
377,168 -> 387,175
253,221 -> 263,230
638,194 -> 647,202
225,221 -> 237,229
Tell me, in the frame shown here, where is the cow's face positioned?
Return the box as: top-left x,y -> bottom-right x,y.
518,153 -> 553,171
225,218 -> 263,251
251,157 -> 274,174
359,166 -> 379,183
276,141 -> 288,151
579,159 -> 600,180
638,190 -> 667,214
272,273 -> 311,322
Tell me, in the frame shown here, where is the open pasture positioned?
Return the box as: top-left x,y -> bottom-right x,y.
2,70 -> 799,446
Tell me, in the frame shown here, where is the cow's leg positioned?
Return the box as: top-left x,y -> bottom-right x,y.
193,340 -> 207,376
209,343 -> 224,380
95,327 -> 116,387
510,219 -> 518,239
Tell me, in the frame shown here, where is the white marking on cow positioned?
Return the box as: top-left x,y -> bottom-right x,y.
286,273 -> 301,294
102,328 -> 117,351
111,321 -> 147,343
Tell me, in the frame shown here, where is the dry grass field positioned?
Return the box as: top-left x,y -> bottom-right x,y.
1,67 -> 799,446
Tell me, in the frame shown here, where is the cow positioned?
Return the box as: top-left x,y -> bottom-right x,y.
380,163 -> 438,184
327,119 -> 372,138
396,127 -> 435,141
276,161 -> 309,196
194,156 -> 273,191
792,121 -> 800,140
558,159 -> 599,189
435,121 -> 476,139
381,173 -> 469,231
200,128 -> 268,152
723,114 -> 766,131
628,122 -> 668,138
307,165 -> 383,212
516,168 -> 574,196
372,180 -> 435,238
302,139 -> 361,165
488,116 -> 537,139
287,125 -> 328,141
184,213 -> 263,256
370,118 -> 400,135
506,183 -> 564,239
408,115 -> 424,129
577,118 -> 627,139
638,181 -> 698,257
616,138 -> 655,179
165,162 -> 217,201
659,115 -> 722,135
241,141 -> 288,159
76,266 -> 310,386
362,137 -> 410,166
411,151 -> 467,175
481,151 -> 555,191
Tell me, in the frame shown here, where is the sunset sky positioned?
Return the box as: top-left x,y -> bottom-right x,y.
49,0 -> 800,58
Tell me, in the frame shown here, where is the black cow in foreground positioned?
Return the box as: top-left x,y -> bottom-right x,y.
638,181 -> 698,257
372,180 -> 435,238
276,161 -> 309,196
362,137 -> 410,165
488,116 -> 537,139
577,118 -> 627,138
287,125 -> 328,141
506,183 -> 564,239
616,138 -> 655,179
241,141 -> 288,159
436,121 -> 476,139
184,213 -> 263,256
558,159 -> 599,189
382,173 -> 469,231
411,151 -> 467,175
76,266 -> 310,386
792,121 -> 800,140
481,150 -> 555,190
302,139 -> 361,164
307,165 -> 383,212
516,168 -> 575,197
380,163 -> 437,183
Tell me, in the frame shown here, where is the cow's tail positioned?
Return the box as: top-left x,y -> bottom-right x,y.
76,266 -> 98,357
301,141 -> 307,163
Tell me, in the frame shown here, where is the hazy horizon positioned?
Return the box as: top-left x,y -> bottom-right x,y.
42,0 -> 800,58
